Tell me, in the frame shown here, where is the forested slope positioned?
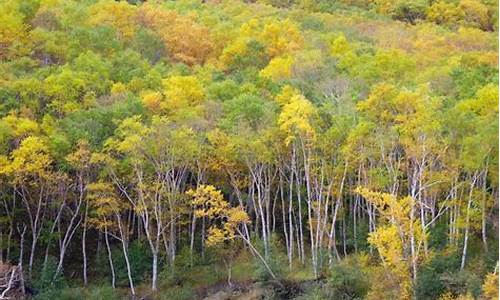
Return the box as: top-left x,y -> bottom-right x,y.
0,0 -> 498,299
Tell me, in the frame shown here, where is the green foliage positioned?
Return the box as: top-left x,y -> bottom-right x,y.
221,94 -> 272,131
252,234 -> 288,280
451,62 -> 498,100
32,256 -> 67,297
157,285 -> 195,300
110,50 -> 151,84
84,286 -> 122,300
0,0 -> 497,299
34,285 -> 122,300
328,255 -> 370,300
416,250 -> 459,299
391,0 -> 428,24
112,240 -> 152,285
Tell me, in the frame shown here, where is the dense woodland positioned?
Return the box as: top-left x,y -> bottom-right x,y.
0,0 -> 498,299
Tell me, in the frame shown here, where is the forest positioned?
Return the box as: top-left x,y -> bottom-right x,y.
0,0 -> 498,299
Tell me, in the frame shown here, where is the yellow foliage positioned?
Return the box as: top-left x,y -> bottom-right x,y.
111,82 -> 127,95
331,34 -> 351,57
104,116 -> 149,155
187,184 -> 229,217
461,84 -> 499,116
219,38 -> 251,68
458,0 -> 491,30
88,0 -> 137,40
482,272 -> 499,300
0,4 -> 28,60
371,0 -> 396,15
456,293 -> 475,300
206,227 -> 227,246
137,4 -> 214,65
227,207 -> 250,224
373,48 -> 416,80
6,136 -> 52,180
259,55 -> 294,81
357,83 -> 439,157
356,83 -> 399,124
438,292 -> 459,300
87,181 -> 126,230
187,185 -> 249,247
275,85 -> 301,106
278,91 -> 316,145
162,76 -> 205,112
367,225 -> 411,299
261,19 -> 304,58
136,3 -> 177,29
2,114 -> 40,138
427,1 -> 464,25
356,187 -> 427,299
218,19 -> 260,68
160,16 -> 215,66
141,91 -> 163,113
220,18 -> 303,69
66,140 -> 91,170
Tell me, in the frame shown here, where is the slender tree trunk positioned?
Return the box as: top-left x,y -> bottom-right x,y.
190,212 -> 197,265
122,241 -> 135,295
481,168 -> 488,252
17,225 -> 27,295
104,228 -> 116,289
288,167 -> 294,269
117,217 -> 135,296
82,203 -> 88,286
237,228 -> 276,279
151,247 -> 158,291
461,172 -> 479,270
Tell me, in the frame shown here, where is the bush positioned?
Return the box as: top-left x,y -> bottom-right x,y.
416,249 -> 461,299
35,287 -> 84,300
440,270 -> 483,298
32,256 -> 66,296
160,246 -> 196,286
252,234 -> 288,281
85,286 -> 121,300
392,0 -> 427,24
327,254 -> 370,300
295,285 -> 328,300
157,285 -> 195,300
112,240 -> 152,286
415,249 -> 484,299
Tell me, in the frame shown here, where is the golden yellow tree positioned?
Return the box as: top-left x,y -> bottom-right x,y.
356,187 -> 427,299
187,185 -> 276,283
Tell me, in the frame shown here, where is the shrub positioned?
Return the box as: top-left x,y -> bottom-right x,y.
32,256 -> 66,295
85,285 -> 121,300
328,254 -> 370,300
416,249 -> 484,299
112,240 -> 152,285
392,0 -> 427,24
416,249 -> 461,299
252,234 -> 288,281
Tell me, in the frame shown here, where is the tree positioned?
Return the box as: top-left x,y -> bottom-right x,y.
136,4 -> 214,65
187,184 -> 276,282
0,3 -> 29,60
482,270 -> 499,300
162,75 -> 205,115
356,188 -> 427,299
100,116 -> 201,291
278,87 -> 321,276
1,136 -> 55,276
88,0 -> 137,40
259,55 -> 294,82
87,181 -> 135,295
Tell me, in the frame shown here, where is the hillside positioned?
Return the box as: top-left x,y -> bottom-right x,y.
0,0 -> 498,299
